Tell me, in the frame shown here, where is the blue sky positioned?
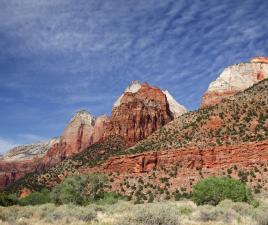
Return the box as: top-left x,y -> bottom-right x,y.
0,0 -> 268,154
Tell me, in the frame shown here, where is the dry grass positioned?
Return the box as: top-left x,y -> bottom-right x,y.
1,198 -> 268,225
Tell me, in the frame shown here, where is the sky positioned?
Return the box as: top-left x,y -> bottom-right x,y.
0,0 -> 268,154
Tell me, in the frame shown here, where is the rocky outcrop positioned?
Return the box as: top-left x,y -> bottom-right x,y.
60,110 -> 96,156
201,58 -> 268,108
91,115 -> 110,143
251,56 -> 268,64
77,140 -> 268,193
0,81 -> 187,190
19,187 -> 32,198
105,81 -> 174,145
0,158 -> 43,189
42,111 -> 109,167
91,140 -> 268,174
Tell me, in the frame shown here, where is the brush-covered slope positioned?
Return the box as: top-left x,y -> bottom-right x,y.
128,78 -> 268,154
6,135 -> 128,192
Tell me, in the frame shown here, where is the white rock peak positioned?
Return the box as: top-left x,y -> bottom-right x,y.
113,81 -> 142,108
163,90 -> 188,118
0,138 -> 59,162
69,109 -> 96,125
113,80 -> 188,118
207,62 -> 268,93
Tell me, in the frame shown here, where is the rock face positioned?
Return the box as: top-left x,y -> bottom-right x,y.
0,81 -> 187,190
0,139 -> 58,189
60,110 -> 96,156
106,81 -> 175,145
89,140 -> 268,174
0,158 -> 43,189
163,90 -> 187,118
91,115 -> 111,143
77,140 -> 268,194
0,138 -> 58,162
0,111 -> 108,189
201,58 -> 268,108
42,111 -> 108,167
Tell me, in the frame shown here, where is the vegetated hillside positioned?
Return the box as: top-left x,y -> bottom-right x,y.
128,78 -> 268,154
6,79 -> 268,193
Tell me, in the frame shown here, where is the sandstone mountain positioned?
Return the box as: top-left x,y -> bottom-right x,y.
11,78 -> 268,196
113,81 -> 187,117
42,110 -> 101,167
1,81 -> 187,190
0,138 -> 58,189
201,57 -> 268,108
106,81 -> 180,145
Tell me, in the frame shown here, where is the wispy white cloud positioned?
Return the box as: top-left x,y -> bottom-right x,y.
0,0 -> 268,143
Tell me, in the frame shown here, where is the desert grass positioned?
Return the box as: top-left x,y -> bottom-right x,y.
1,198 -> 268,225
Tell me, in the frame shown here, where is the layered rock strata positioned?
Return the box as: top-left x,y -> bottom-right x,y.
201,58 -> 268,108
106,82 -> 174,145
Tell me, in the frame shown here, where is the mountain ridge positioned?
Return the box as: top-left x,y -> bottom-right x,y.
0,81 -> 187,190
7,77 -> 268,195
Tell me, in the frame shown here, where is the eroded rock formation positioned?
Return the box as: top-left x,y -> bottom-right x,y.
0,111 -> 108,189
42,111 -> 108,167
0,80 -> 188,190
201,58 -> 268,108
105,81 -> 174,145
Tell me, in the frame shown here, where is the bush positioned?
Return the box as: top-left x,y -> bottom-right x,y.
117,203 -> 180,225
0,192 -> 18,206
96,192 -> 128,205
50,173 -> 107,205
192,177 -> 253,206
19,189 -> 50,206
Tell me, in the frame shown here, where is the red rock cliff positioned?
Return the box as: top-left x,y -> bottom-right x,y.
42,112 -> 110,168
91,141 -> 268,174
105,82 -> 173,145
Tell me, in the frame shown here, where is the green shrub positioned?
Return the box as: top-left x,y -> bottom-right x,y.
19,189 -> 50,206
96,192 -> 128,205
0,192 -> 18,206
192,177 -> 253,206
50,173 -> 107,205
